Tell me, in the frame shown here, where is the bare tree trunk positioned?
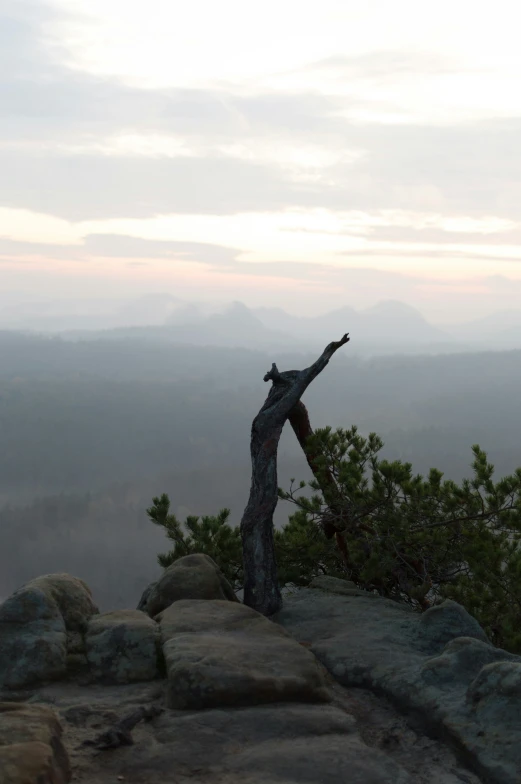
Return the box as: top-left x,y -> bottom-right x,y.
240,334 -> 350,615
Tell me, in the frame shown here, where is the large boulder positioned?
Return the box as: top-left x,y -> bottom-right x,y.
0,702 -> 70,783
0,573 -> 98,690
137,581 -> 157,612
276,586 -> 521,784
0,587 -> 67,690
26,574 -> 98,632
85,610 -> 162,684
144,554 -> 238,617
159,599 -> 330,709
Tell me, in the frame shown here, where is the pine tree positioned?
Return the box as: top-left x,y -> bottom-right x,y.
149,428 -> 521,653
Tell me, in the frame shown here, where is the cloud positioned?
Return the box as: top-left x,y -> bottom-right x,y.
2,110 -> 521,223
0,152 -> 321,220
0,233 -> 241,265
2,0 -> 521,327
368,225 -> 521,245
306,51 -> 463,78
82,234 -> 240,265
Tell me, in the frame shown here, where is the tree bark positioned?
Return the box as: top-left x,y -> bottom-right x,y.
240,334 -> 350,615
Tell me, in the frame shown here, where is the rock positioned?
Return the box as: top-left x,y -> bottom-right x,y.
25,574 -> 98,633
56,695 -> 417,784
0,743 -> 59,784
275,586 -> 521,784
145,702 -> 415,783
6,647 -> 486,784
65,631 -> 85,655
159,599 -> 330,709
224,734 -> 414,783
85,610 -> 162,684
144,554 -> 239,617
1,566 -> 516,783
310,575 -> 377,596
0,573 -> 98,690
0,587 -> 67,690
137,581 -> 157,612
415,598 -> 490,652
0,702 -> 70,783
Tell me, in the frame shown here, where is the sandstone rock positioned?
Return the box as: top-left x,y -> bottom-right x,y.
0,587 -> 67,690
224,734 -> 414,783
57,697 -> 417,784
276,586 -> 521,784
8,653 -> 485,784
153,703 -> 415,783
145,553 -> 239,617
25,574 -> 98,633
0,702 -> 70,783
159,599 -> 330,709
0,573 -> 98,690
85,609 -> 162,683
310,575 -> 376,596
65,631 -> 85,655
137,581 -> 157,612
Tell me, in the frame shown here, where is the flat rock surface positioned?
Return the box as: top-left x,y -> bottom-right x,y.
15,676 -> 484,784
275,587 -> 521,784
159,599 -> 330,708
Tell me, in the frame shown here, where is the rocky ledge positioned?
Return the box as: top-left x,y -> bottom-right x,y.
0,557 -> 519,784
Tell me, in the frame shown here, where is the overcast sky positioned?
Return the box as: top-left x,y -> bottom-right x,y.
2,0 -> 521,322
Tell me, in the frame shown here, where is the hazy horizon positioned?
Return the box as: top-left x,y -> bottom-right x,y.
2,286 -> 521,327
3,292 -> 521,358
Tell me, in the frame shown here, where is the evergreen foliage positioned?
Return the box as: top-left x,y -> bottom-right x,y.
147,494 -> 243,590
150,427 -> 521,654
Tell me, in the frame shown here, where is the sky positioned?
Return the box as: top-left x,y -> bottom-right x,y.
2,0 -> 521,323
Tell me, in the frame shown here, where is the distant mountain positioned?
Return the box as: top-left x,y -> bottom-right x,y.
254,300 -> 451,347
115,293 -> 185,326
61,301 -> 298,350
180,301 -> 294,348
18,294 -> 521,354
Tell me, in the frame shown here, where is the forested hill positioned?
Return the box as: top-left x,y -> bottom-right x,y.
0,330 -> 272,383
1,330 -> 521,608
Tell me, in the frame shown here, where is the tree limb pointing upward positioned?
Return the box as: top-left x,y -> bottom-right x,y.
240,334 -> 350,616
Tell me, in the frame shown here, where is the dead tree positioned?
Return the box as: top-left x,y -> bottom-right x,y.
240,334 -> 350,616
